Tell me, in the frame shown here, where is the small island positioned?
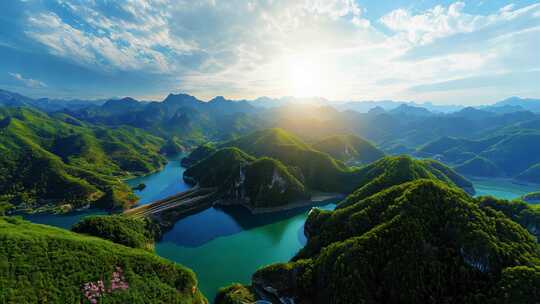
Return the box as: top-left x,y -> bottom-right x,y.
133,183 -> 147,191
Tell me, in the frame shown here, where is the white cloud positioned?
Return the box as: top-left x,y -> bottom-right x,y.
25,1 -> 198,73
9,72 -> 47,88
379,2 -> 481,45
20,1 -> 540,103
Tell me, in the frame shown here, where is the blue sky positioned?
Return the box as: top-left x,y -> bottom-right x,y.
0,0 -> 538,104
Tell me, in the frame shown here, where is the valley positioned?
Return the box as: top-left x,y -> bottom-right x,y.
20,149 -> 540,301
3,2 -> 540,302
2,90 -> 540,304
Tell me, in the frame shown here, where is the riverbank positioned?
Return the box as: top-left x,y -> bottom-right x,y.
469,176 -> 540,200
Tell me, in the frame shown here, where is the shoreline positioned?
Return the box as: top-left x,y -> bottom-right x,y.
216,192 -> 345,215
467,175 -> 540,188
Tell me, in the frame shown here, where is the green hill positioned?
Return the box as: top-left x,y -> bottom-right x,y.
312,134 -> 385,164
339,156 -> 474,207
184,128 -> 353,192
183,148 -> 309,210
215,284 -> 256,304
0,107 -> 166,211
250,180 -> 540,304
454,156 -> 504,177
478,196 -> 540,240
184,130 -> 474,204
0,216 -> 207,303
417,131 -> 540,183
72,215 -> 161,250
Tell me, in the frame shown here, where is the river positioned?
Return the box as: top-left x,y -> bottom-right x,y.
22,156 -> 540,301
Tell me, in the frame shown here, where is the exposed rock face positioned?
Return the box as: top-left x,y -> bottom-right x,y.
183,148 -> 310,211
219,163 -> 310,210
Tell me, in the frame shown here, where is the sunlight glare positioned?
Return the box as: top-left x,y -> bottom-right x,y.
287,54 -> 325,98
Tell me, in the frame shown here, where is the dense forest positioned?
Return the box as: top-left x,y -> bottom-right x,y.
0,216 -> 207,303
0,107 -> 166,212
1,89 -> 540,303
248,180 -> 540,304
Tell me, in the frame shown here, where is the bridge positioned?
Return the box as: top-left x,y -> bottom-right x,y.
124,186 -> 218,219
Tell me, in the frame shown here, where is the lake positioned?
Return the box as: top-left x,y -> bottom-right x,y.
22,158 -> 540,302
470,176 -> 539,200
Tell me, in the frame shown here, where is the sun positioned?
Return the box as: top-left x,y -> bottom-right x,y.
286,54 -> 325,98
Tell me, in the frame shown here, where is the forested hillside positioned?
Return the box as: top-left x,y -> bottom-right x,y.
183,129 -> 474,211
0,216 -> 207,303
0,107 -> 166,211
249,180 -> 540,304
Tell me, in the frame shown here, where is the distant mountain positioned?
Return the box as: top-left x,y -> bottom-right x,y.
312,134 -> 385,165
0,89 -> 34,107
450,106 -> 496,120
493,97 -> 540,113
417,125 -> 540,182
71,92 -> 259,144
336,100 -> 462,113
0,89 -> 106,111
101,97 -> 143,113
389,104 -> 434,117
247,96 -> 331,108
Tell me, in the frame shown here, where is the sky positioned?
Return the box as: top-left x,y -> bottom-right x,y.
0,0 -> 538,105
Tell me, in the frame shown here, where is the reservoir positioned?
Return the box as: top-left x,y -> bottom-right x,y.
23,156 -> 540,301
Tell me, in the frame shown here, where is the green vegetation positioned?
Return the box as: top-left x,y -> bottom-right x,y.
339,155 -> 474,207
312,134 -> 385,164
72,215 -> 161,250
186,129 -> 472,197
184,148 -> 309,209
417,130 -> 540,183
455,156 -> 503,177
0,201 -> 13,215
478,196 -> 540,240
0,216 -> 207,303
160,136 -> 186,155
252,180 -> 540,304
214,283 -> 256,304
186,128 -> 352,192
181,143 -> 216,167
184,148 -> 254,187
185,130 -> 474,211
0,107 -> 166,211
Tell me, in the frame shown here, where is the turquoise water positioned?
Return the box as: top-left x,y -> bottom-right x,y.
23,209 -> 108,229
156,202 -> 337,301
21,159 -> 540,302
126,155 -> 191,205
23,155 -> 190,228
470,177 -> 539,200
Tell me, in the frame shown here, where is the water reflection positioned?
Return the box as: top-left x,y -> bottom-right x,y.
22,209 -> 107,229
162,197 -> 340,248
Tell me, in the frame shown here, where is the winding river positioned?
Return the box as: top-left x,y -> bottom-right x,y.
22,155 -> 540,301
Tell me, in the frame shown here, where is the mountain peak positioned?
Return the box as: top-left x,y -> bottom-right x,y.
209,96 -> 227,103
163,93 -> 200,104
